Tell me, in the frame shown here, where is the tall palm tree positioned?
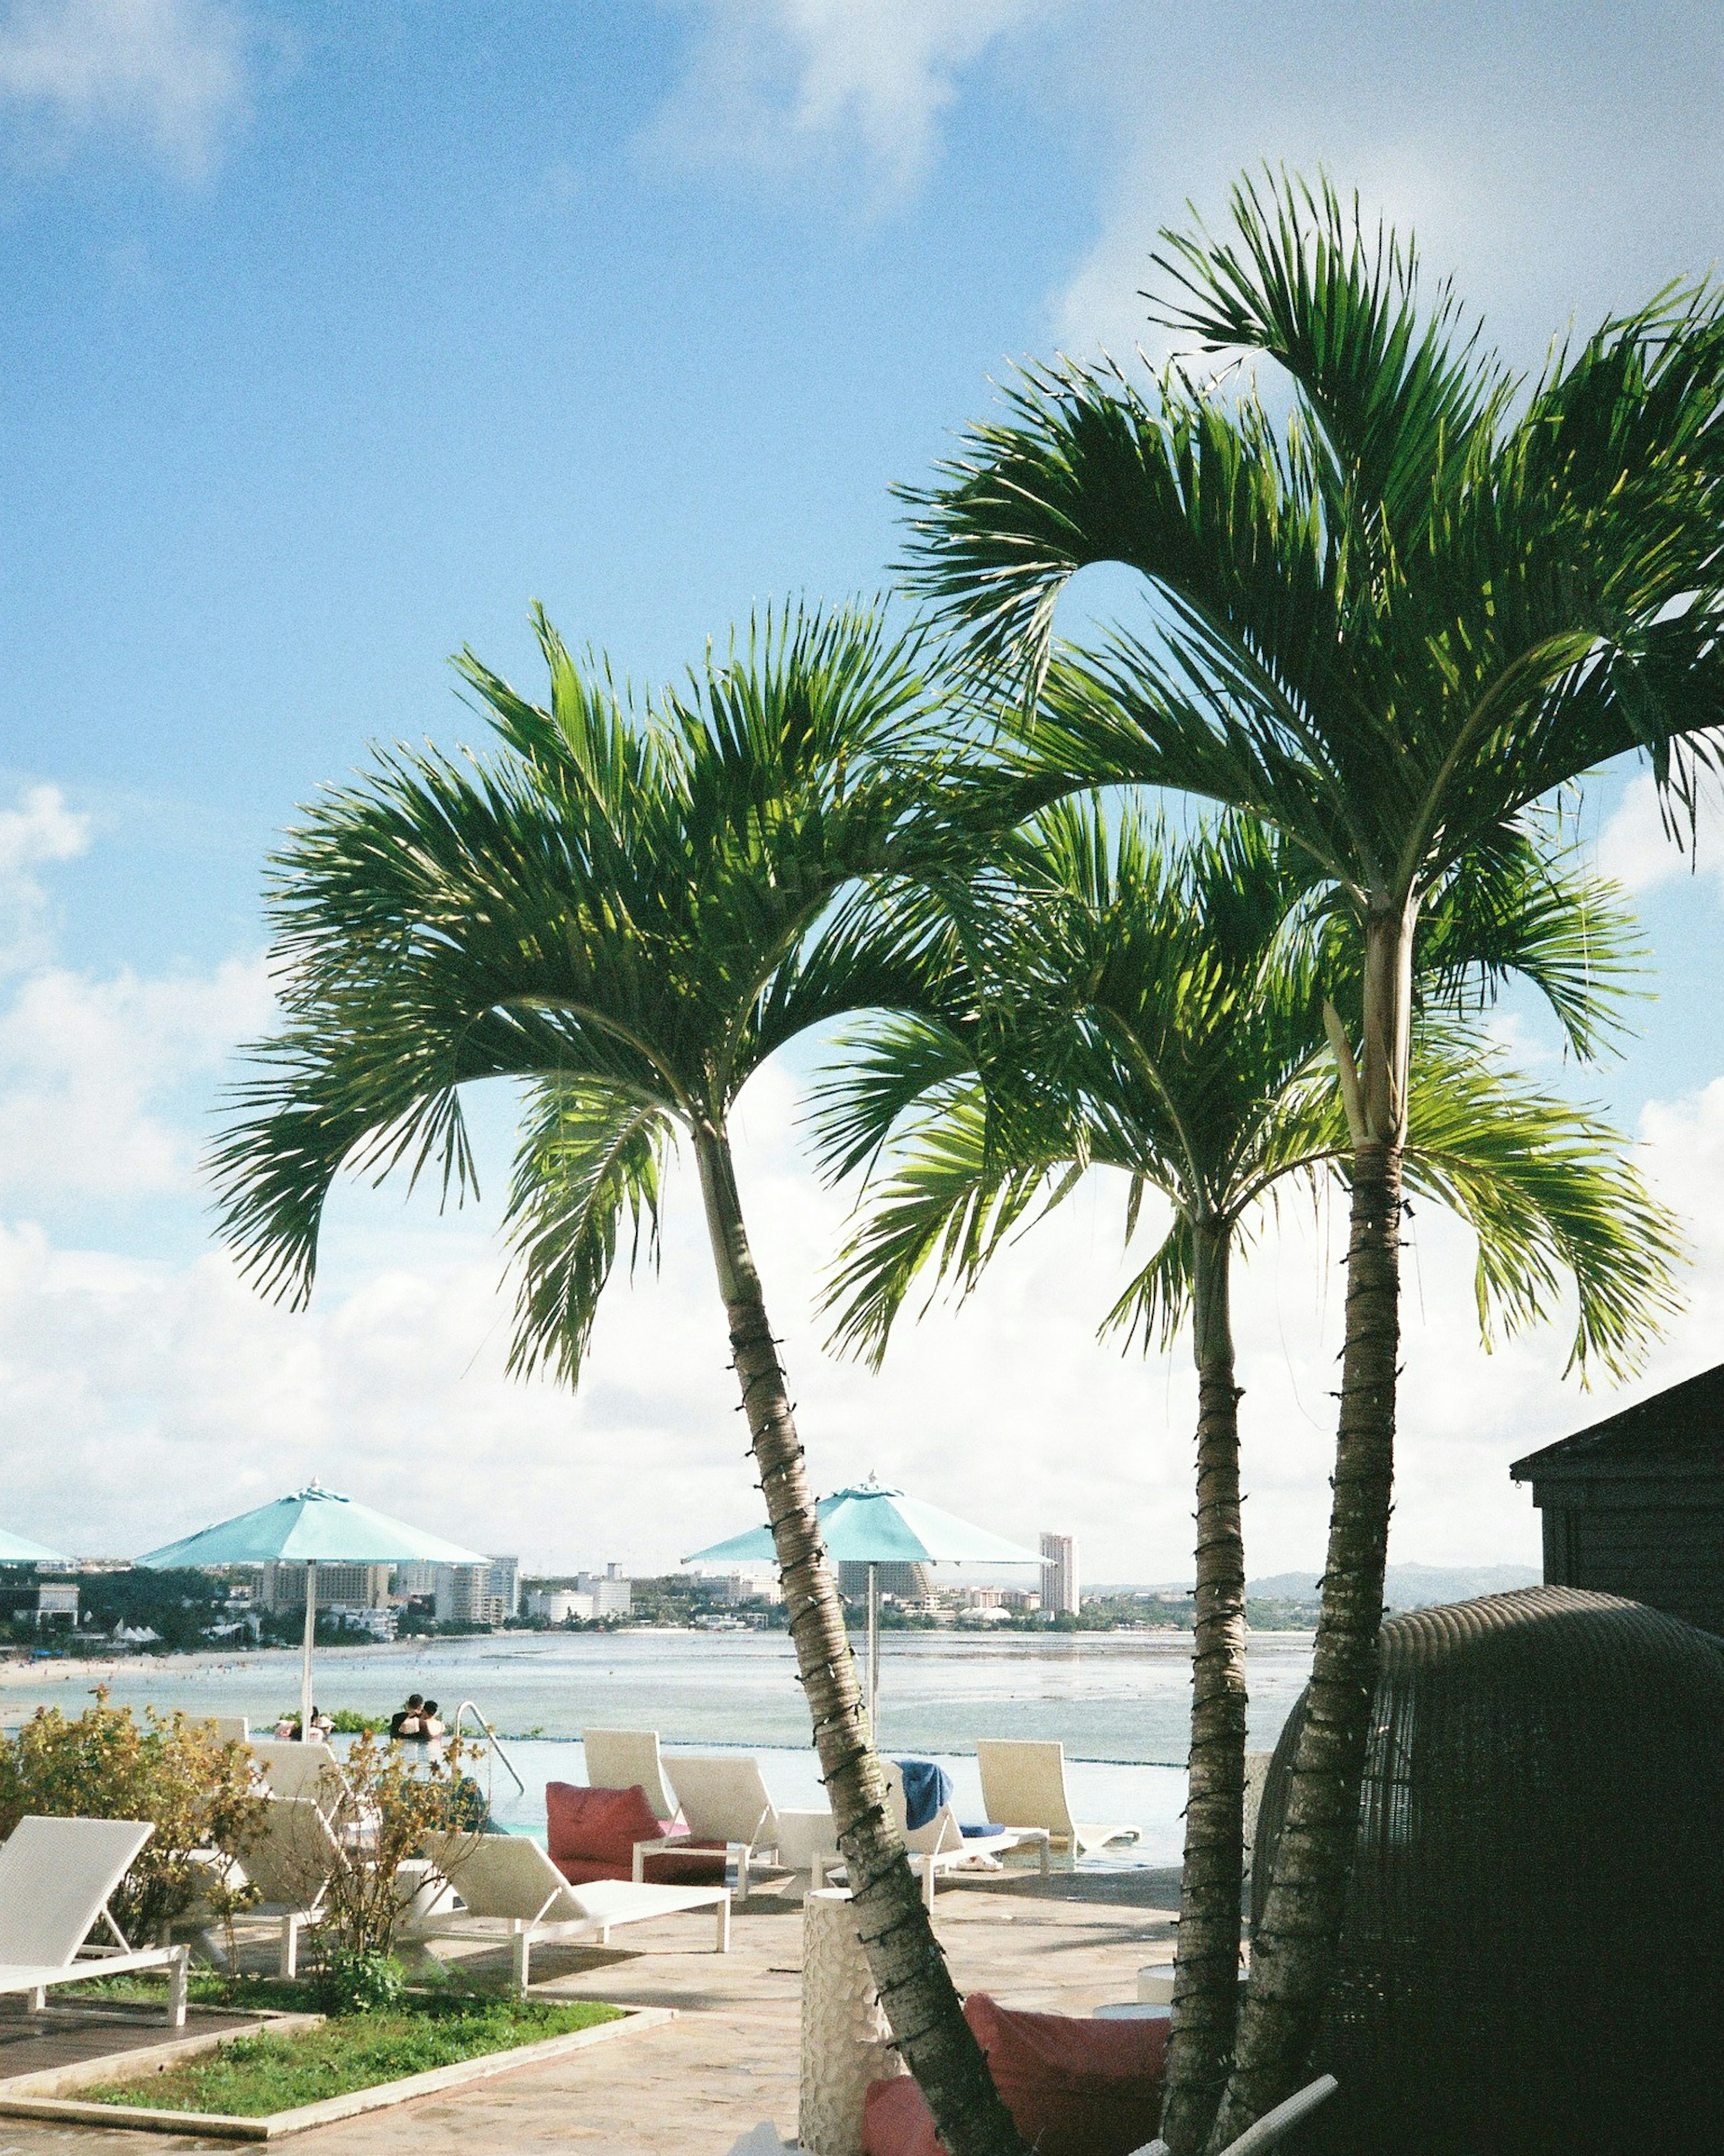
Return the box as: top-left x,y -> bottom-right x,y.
211,602 -> 1029,2156
812,800 -> 1680,2152
902,172 -> 1724,2144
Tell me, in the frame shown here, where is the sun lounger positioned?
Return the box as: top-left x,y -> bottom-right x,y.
817,1764 -> 1050,1909
232,1796 -> 342,1977
419,1830 -> 730,1992
0,1816 -> 189,2025
583,1728 -> 679,1821
1134,2074 -> 1338,2156
976,1738 -> 1139,1860
888,1760 -> 1050,1906
196,1715 -> 249,1744
636,1754 -> 781,1899
249,1737 -> 377,1846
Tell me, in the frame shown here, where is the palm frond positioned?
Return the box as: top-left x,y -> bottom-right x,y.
819,1086 -> 1069,1369
1399,1046 -> 1684,1380
503,1083 -> 673,1384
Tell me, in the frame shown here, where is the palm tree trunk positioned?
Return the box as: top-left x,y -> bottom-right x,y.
1160,1218 -> 1248,2156
1203,906 -> 1411,2152
695,1125 -> 1027,2156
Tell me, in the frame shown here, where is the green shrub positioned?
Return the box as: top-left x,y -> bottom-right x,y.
0,1691 -> 267,1939
314,1949 -> 407,2015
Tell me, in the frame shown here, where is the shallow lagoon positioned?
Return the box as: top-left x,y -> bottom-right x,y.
0,1627 -> 1315,1869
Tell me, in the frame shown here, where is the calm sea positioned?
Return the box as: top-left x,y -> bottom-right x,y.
0,1628 -> 1315,1869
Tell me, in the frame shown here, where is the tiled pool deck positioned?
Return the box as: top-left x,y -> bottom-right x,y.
0,1863 -> 1181,2154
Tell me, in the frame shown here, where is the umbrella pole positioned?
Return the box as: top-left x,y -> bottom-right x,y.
867,1562 -> 879,1737
300,1560 -> 317,1738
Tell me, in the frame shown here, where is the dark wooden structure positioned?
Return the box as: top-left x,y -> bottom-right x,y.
1254,1588 -> 1724,2156
1510,1360 -> 1724,1635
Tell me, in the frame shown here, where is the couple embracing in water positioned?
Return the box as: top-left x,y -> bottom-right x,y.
389,1692 -> 445,1741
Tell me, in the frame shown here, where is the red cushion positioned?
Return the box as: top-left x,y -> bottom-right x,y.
546,1780 -> 660,1865
553,1844 -> 728,1886
863,2074 -> 940,2156
862,1995 -> 1167,2156
545,1782 -> 728,1884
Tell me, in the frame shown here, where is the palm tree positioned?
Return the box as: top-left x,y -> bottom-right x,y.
902,172 -> 1724,2144
211,602 -> 1029,2156
811,800 -> 1680,2152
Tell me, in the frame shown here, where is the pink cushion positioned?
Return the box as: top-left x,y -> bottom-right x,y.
545,1781 -> 726,1885
862,1994 -> 1168,2156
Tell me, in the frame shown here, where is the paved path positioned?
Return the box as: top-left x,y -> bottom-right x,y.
0,1869 -> 1181,2155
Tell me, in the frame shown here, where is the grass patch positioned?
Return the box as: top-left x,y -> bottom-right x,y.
82,1997 -> 623,2117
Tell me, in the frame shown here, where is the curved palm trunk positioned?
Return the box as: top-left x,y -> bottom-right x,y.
695,1126 -> 1026,2156
1160,1219 -> 1249,2156
1205,913 -> 1411,2152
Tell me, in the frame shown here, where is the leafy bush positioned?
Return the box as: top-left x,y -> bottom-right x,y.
299,1731 -> 488,1966
314,1947 -> 407,2015
0,1691 -> 267,1938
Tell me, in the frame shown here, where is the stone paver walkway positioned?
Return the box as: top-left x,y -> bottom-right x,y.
0,1867 -> 1181,2155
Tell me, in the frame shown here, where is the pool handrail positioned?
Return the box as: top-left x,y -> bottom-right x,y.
450,1698 -> 526,1796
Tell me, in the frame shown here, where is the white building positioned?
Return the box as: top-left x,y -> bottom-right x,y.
574,1565 -> 632,1618
262,1561 -> 391,1614
527,1588 -> 595,1624
1040,1532 -> 1080,1616
711,1570 -> 783,1606
33,1582 -> 79,1625
426,1557 -> 520,1627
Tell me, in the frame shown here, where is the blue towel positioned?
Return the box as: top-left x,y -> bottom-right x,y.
960,1821 -> 1006,1838
896,1757 -> 953,1831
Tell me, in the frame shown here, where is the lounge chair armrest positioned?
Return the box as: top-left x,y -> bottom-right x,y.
632,1833 -> 695,1883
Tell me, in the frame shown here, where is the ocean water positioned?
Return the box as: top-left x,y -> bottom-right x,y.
0,1628 -> 1315,1869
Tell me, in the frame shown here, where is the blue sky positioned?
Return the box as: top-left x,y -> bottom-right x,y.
4,0 -> 1724,1577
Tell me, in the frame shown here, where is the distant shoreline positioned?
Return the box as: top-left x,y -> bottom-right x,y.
0,1621 -> 1319,1697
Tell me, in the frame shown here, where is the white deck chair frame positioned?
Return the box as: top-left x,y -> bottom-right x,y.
582,1729 -> 679,1821
0,1817 -> 189,2026
415,1832 -> 730,1993
229,1796 -> 343,1978
813,1764 -> 1051,1909
633,1754 -> 781,1900
976,1738 -> 1139,1860
1135,2074 -> 1338,2156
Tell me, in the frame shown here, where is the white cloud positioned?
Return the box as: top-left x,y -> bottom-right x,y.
644,0 -> 1038,203
0,956 -> 272,1200
1044,8 -> 1724,370
2,1032 -> 1641,1582
0,783 -> 88,973
1596,771 -> 1724,898
0,0 -> 249,176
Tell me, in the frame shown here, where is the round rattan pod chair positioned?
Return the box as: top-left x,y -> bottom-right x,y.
1252,1587 -> 1724,2156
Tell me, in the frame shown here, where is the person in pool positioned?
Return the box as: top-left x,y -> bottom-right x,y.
390,1693 -> 427,1740
420,1699 -> 446,1739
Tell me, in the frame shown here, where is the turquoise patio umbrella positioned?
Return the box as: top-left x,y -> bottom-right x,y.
0,1526 -> 65,1564
686,1474 -> 1044,1733
139,1481 -> 485,1739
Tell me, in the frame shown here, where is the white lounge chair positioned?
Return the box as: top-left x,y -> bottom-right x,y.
233,1796 -> 342,1978
583,1728 -> 679,1821
1135,2074 -> 1337,2156
816,1764 -> 1051,1909
0,1817 -> 189,2025
637,1754 -> 781,1899
890,1760 -> 1051,1907
976,1738 -> 1139,1860
249,1738 -> 377,1846
418,1830 -> 730,1992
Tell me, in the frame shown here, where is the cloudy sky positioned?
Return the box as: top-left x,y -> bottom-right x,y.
3,0 -> 1724,1581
